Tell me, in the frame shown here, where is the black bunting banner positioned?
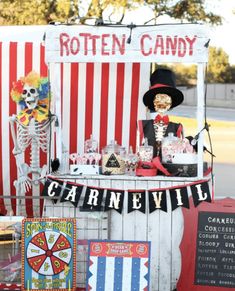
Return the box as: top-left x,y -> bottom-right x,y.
128,190 -> 146,213
191,181 -> 211,207
169,187 -> 190,211
83,186 -> 104,211
148,189 -> 167,213
60,183 -> 83,207
105,189 -> 124,213
42,178 -> 211,213
42,178 -> 63,204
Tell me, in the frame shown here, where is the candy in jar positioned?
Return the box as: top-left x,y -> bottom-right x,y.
84,135 -> 98,153
161,133 -> 180,163
101,140 -> 126,175
124,146 -> 139,175
138,138 -> 153,162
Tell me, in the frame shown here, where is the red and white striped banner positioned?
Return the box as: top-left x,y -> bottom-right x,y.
58,61 -> 149,155
0,26 -> 150,217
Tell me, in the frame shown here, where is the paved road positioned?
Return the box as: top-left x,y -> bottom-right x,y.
171,105 -> 235,122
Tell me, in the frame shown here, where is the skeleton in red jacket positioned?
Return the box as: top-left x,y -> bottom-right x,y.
139,68 -> 184,159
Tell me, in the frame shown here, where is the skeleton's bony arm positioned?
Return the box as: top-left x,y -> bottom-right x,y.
9,115 -> 22,156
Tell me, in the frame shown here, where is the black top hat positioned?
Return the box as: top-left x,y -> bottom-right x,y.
143,68 -> 184,111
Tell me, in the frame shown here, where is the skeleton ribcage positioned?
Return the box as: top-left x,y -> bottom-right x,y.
154,123 -> 167,141
16,119 -> 52,153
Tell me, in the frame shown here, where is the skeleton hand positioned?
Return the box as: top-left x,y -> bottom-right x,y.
18,175 -> 32,192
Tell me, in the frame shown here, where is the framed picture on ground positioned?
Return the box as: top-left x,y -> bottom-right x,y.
87,240 -> 151,291
22,218 -> 76,291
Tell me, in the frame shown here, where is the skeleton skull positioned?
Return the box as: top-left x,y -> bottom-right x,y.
22,84 -> 39,110
153,93 -> 172,114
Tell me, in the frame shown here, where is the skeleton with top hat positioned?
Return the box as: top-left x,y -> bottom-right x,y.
138,68 -> 184,173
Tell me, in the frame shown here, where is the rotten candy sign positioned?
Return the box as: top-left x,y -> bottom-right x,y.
45,24 -> 209,63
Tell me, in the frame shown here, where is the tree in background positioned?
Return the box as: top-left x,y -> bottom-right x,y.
166,47 -> 233,85
0,0 -> 78,25
142,0 -> 221,25
1,0 -> 233,83
0,0 -> 221,25
169,63 -> 197,86
207,47 -> 232,83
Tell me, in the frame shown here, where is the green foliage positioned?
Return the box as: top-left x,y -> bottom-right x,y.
207,47 -> 232,83
169,63 -> 197,85
0,0 -> 222,25
0,0 -> 78,25
228,66 -> 235,83
1,0 -> 233,84
140,0 -> 222,25
170,0 -> 221,25
159,46 -> 234,85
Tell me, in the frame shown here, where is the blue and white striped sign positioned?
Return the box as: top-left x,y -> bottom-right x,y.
87,240 -> 151,291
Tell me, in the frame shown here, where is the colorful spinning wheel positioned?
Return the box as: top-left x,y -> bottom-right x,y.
26,230 -> 72,276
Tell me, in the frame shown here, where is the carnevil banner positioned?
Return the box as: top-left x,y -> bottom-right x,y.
42,177 -> 212,213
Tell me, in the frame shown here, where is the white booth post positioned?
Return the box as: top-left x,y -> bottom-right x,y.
197,63 -> 206,178
49,63 -> 62,163
44,23 -> 210,291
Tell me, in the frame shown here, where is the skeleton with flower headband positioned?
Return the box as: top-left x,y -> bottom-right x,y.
10,71 -> 56,214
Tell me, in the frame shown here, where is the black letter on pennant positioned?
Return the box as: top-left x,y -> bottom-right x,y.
128,190 -> 146,213
148,190 -> 167,213
83,187 -> 104,211
60,183 -> 83,207
191,181 -> 211,207
105,189 -> 124,213
169,187 -> 189,211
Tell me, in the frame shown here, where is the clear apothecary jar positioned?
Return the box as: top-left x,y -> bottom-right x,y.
101,140 -> 126,175
138,139 -> 153,162
84,135 -> 98,153
161,133 -> 180,163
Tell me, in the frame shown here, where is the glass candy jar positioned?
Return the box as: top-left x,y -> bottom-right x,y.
161,133 -> 180,163
138,138 -> 153,162
84,135 -> 98,153
124,146 -> 139,176
101,140 -> 126,175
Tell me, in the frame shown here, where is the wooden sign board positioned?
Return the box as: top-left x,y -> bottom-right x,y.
177,197 -> 235,291
21,218 -> 76,291
45,24 -> 209,63
86,240 -> 151,291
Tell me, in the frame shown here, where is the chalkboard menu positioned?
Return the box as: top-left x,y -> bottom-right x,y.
195,211 -> 235,288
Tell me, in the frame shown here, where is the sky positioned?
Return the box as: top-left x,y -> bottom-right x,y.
207,0 -> 235,64
118,0 -> 235,65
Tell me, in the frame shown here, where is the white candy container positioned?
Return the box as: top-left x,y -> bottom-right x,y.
161,133 -> 180,163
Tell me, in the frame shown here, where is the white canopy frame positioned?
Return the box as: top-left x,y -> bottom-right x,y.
45,23 -> 210,179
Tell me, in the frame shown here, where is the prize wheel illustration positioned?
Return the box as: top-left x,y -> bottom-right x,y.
26,230 -> 72,276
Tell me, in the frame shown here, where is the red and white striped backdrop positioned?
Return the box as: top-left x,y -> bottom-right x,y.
0,27 -> 150,217
58,62 -> 149,156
